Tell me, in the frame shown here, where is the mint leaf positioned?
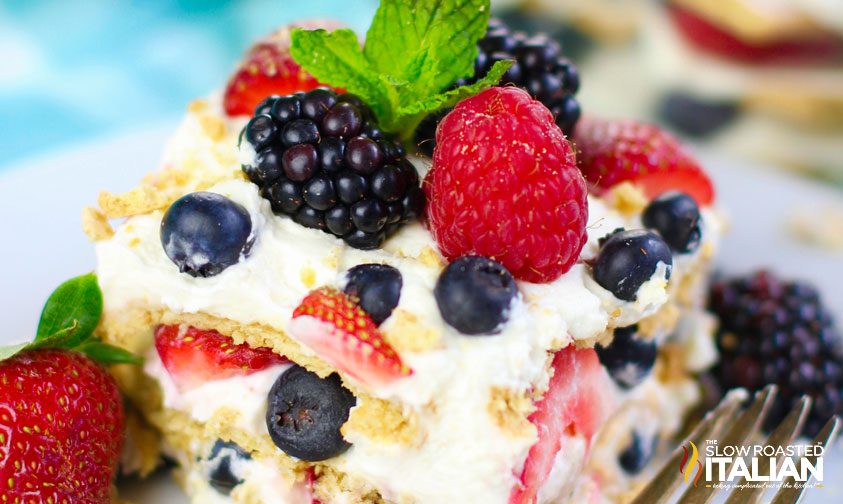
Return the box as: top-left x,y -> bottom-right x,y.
0,342 -> 27,361
398,60 -> 512,117
365,0 -> 490,99
36,272 -> 102,346
75,340 -> 143,366
290,29 -> 393,124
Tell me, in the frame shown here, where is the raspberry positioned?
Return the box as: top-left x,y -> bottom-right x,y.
708,271 -> 843,437
415,18 -> 581,156
425,87 -> 588,283
241,89 -> 425,250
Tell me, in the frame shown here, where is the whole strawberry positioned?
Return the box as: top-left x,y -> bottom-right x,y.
0,273 -> 139,502
223,21 -> 342,116
574,117 -> 715,205
425,86 -> 588,283
0,350 -> 123,503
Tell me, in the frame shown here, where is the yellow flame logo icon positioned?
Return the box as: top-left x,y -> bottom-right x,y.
678,441 -> 703,487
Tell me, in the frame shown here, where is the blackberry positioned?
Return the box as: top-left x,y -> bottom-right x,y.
241,88 -> 425,250
414,18 -> 581,156
708,270 -> 843,437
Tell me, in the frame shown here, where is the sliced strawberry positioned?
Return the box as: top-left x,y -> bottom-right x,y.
289,287 -> 411,387
223,21 -> 342,116
154,325 -> 288,390
574,117 -> 715,205
669,5 -> 843,64
509,347 -> 614,504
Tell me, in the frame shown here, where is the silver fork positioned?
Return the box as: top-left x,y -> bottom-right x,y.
630,385 -> 841,504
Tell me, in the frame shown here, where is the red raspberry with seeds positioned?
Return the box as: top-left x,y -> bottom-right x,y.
424,86 -> 588,283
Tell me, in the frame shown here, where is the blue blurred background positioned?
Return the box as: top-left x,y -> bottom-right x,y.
0,0 -> 376,170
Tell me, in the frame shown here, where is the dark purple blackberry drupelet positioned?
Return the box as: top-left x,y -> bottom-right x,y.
241,88 -> 425,250
414,18 -> 581,156
709,270 -> 843,437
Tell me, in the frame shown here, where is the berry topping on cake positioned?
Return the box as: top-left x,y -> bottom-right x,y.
425,86 -> 588,283
223,23 -> 339,117
206,440 -> 252,496
154,325 -> 288,390
642,191 -> 702,253
290,287 -> 411,386
160,192 -> 254,278
574,117 -> 715,205
434,256 -> 518,335
241,89 -> 425,250
0,350 -> 124,502
510,347 -> 613,504
593,229 -> 673,302
709,271 -> 843,437
618,431 -> 657,475
265,365 -> 356,461
415,18 -> 581,155
595,325 -> 657,389
343,264 -> 402,325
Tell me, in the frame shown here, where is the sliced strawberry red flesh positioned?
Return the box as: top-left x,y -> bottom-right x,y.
290,287 -> 411,387
669,5 -> 843,64
154,325 -> 288,390
509,347 -> 615,504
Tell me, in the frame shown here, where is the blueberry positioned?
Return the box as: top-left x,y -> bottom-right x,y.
282,144 -> 318,182
303,175 -> 337,211
322,102 -> 363,138
301,88 -> 337,122
160,192 -> 253,277
350,199 -> 388,233
282,119 -> 320,146
595,325 -> 657,389
434,256 -> 518,335
270,95 -> 302,123
642,191 -> 702,253
265,366 -> 355,461
244,114 -> 277,150
618,431 -> 657,475
325,205 -> 353,237
344,229 -> 385,250
344,264 -> 402,325
263,179 -> 303,214
206,440 -> 251,495
346,137 -> 383,175
593,229 -> 672,301
319,138 -> 346,174
371,164 -> 408,203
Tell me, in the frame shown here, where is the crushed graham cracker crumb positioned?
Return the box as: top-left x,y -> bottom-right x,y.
81,206 -> 114,241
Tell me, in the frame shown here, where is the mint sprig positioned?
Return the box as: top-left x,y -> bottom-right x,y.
290,0 -> 512,140
0,273 -> 141,365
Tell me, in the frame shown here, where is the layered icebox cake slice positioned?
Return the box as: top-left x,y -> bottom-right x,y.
85,4 -> 725,503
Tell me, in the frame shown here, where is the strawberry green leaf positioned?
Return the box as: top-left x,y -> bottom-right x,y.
36,272 -> 102,347
75,340 -> 143,366
365,0 -> 490,100
0,342 -> 28,361
290,28 -> 393,124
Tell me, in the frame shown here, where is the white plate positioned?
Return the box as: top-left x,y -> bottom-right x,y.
1,126 -> 841,502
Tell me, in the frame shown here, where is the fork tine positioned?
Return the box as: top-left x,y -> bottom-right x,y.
724,396 -> 812,504
770,415 -> 841,504
677,385 -> 778,504
630,389 -> 747,504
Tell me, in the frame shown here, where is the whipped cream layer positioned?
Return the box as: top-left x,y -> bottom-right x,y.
100,101 -> 720,503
